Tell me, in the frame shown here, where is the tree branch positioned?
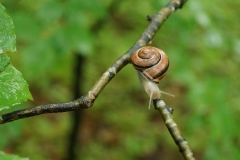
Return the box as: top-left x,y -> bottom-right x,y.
1,1 -> 195,159
0,0 -> 188,123
153,99 -> 195,160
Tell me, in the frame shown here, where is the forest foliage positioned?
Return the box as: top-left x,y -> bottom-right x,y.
0,0 -> 240,160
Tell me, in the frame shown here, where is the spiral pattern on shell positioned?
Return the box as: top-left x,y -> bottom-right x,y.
131,46 -> 169,83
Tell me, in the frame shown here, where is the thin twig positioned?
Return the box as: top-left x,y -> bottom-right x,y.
1,1 -> 195,159
153,99 -> 195,160
0,0 -> 188,124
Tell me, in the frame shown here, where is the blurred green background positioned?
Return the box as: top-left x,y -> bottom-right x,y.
1,0 -> 240,159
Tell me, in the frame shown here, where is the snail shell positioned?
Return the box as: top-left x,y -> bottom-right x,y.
131,46 -> 169,83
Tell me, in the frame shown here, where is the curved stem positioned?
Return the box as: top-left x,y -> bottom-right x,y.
0,0 -> 188,124
1,1 -> 195,159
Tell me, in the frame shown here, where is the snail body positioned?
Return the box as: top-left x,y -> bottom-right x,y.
131,46 -> 173,109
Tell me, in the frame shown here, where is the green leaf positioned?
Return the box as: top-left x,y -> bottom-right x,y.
0,151 -> 29,160
0,4 -> 16,53
0,5 -> 32,112
0,54 -> 10,72
0,57 -> 33,111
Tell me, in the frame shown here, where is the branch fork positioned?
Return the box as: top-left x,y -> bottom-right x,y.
1,1 -> 195,159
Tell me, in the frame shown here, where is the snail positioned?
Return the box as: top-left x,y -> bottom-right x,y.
131,46 -> 174,109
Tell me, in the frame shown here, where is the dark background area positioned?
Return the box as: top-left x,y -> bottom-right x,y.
1,0 -> 240,159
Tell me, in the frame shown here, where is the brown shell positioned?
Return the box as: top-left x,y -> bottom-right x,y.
131,46 -> 169,83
